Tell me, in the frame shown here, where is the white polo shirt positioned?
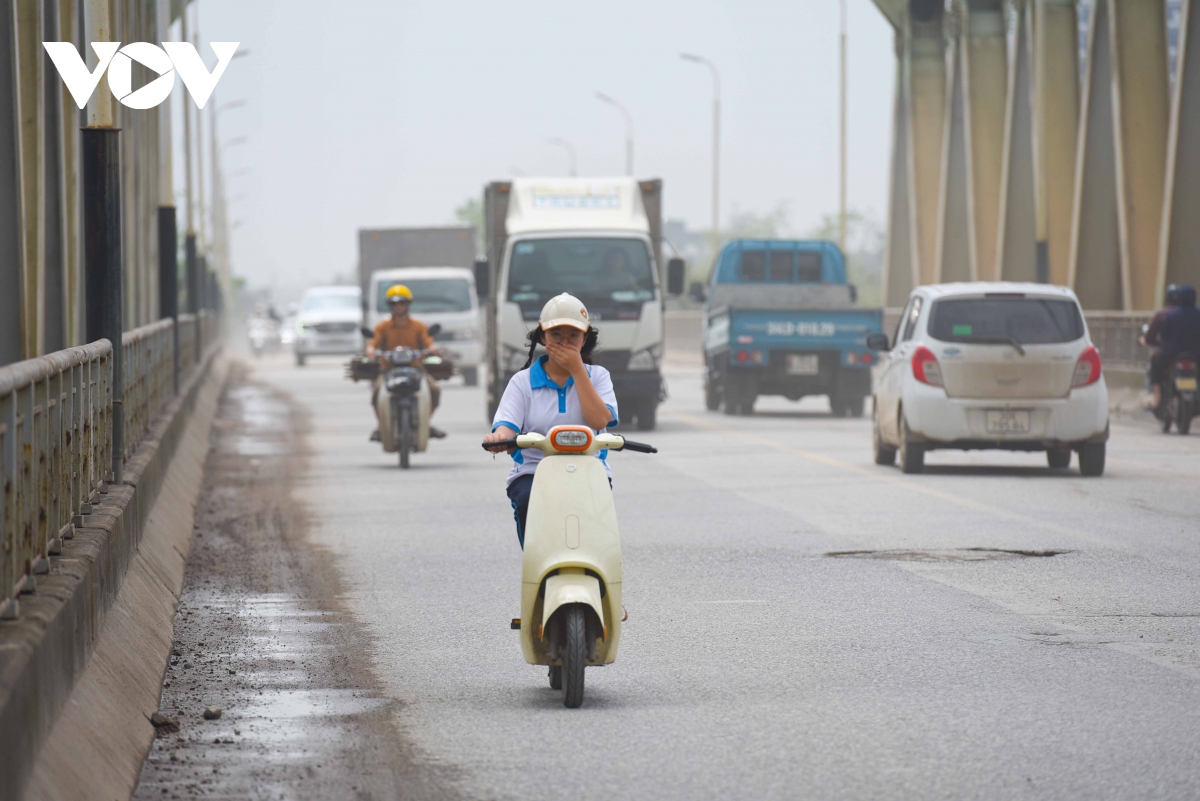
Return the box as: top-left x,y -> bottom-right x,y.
492,355 -> 619,486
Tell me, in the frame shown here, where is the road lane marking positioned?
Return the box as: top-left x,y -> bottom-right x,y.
662,411 -> 1126,550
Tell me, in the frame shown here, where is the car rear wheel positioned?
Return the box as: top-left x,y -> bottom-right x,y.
873,408 -> 897,466
899,414 -> 924,474
461,366 -> 479,387
295,353 -> 306,367
1047,447 -> 1071,469
1078,443 -> 1105,476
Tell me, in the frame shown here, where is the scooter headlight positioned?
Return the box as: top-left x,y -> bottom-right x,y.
550,426 -> 592,452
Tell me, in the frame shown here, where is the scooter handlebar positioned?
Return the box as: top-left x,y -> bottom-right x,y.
481,438 -> 519,452
618,439 -> 657,454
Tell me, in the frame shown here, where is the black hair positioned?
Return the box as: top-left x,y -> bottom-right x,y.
521,325 -> 599,370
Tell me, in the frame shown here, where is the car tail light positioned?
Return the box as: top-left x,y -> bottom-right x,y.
1180,358 -> 1196,372
550,426 -> 592,452
736,350 -> 749,363
911,346 -> 943,386
1072,346 -> 1102,387
861,351 -> 874,365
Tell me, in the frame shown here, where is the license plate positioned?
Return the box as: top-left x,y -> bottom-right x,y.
986,409 -> 1031,435
1176,377 -> 1198,391
785,354 -> 820,375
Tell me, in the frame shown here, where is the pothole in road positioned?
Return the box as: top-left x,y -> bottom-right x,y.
826,548 -> 1070,562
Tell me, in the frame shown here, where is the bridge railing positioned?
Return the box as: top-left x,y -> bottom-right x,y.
0,311 -> 219,619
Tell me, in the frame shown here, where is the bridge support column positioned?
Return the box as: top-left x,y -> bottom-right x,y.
1110,0 -> 1170,311
883,34 -> 916,307
908,2 -> 948,287
82,0 -> 122,485
997,1 -> 1039,282
1069,0 -> 1124,309
937,28 -> 972,283
1034,0 -> 1081,287
961,0 -> 1007,282
1159,0 -> 1200,297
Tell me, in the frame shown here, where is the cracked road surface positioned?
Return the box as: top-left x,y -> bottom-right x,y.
155,353 -> 1200,800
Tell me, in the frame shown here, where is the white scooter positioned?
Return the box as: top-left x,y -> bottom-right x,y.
483,424 -> 656,707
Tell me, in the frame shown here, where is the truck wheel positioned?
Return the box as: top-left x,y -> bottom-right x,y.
721,382 -> 740,416
873,409 -> 896,466
899,415 -> 924,474
636,402 -> 657,431
739,393 -> 755,415
704,374 -> 720,411
295,353 -> 306,367
462,366 -> 479,387
830,396 -> 847,418
1078,443 -> 1105,476
846,396 -> 865,418
561,606 -> 587,708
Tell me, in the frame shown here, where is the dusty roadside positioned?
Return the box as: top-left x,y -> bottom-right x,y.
133,364 -> 458,800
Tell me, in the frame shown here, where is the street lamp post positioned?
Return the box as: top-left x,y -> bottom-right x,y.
595,92 -> 633,176
839,0 -> 848,254
546,137 -> 577,177
681,53 -> 721,261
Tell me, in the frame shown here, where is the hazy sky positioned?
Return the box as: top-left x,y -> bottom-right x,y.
186,0 -> 896,294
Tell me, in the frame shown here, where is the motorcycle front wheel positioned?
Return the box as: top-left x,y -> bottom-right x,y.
561,606 -> 587,708
398,405 -> 412,469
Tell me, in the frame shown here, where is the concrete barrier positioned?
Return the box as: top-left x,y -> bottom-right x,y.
0,345 -> 225,801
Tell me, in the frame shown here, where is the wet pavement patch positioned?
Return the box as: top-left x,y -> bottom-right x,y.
825,548 -> 1070,562
133,368 -> 456,801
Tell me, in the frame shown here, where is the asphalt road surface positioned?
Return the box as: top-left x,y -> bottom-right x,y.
250,352 -> 1200,800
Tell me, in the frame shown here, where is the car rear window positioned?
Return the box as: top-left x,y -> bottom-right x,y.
927,297 -> 1084,345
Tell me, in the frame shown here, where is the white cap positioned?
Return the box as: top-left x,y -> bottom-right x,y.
539,293 -> 590,331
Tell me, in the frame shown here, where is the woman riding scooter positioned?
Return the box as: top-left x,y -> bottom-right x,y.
483,293 -> 619,548
483,293 -> 647,706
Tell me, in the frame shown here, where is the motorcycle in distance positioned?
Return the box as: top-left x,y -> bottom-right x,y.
247,316 -> 277,358
1157,353 -> 1199,434
481,425 -> 657,708
359,324 -> 451,468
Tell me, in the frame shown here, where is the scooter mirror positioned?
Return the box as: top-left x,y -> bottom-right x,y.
428,323 -> 443,339
360,326 -> 374,339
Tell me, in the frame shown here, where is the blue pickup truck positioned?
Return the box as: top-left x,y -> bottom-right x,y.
702,239 -> 883,416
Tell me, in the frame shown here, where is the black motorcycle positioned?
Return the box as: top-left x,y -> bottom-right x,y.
353,324 -> 450,468
1158,353 -> 1198,435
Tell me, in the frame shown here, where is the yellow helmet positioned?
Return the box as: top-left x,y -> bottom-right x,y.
385,284 -> 413,302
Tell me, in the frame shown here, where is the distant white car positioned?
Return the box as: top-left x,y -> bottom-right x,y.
293,286 -> 363,366
870,282 -> 1109,476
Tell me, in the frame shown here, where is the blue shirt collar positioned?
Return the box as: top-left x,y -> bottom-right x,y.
529,354 -> 590,390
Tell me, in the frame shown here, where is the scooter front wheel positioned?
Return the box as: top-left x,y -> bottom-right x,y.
561,606 -> 587,708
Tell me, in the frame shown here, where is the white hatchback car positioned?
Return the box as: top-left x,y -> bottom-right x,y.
869,283 -> 1109,476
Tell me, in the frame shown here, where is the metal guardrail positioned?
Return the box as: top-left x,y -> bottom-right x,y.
882,308 -> 1151,372
0,311 -> 217,619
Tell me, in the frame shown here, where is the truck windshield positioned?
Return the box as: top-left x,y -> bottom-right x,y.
376,279 -> 473,313
927,297 -> 1084,345
507,238 -> 655,319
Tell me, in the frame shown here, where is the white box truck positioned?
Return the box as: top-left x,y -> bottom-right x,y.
478,178 -> 684,430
